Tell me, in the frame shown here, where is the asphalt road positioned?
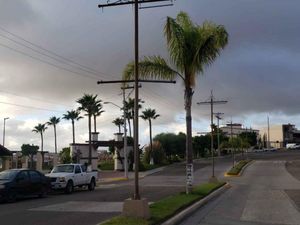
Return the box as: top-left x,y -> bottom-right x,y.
1,150 -> 300,225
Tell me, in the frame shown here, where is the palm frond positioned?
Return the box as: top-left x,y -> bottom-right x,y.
123,56 -> 178,81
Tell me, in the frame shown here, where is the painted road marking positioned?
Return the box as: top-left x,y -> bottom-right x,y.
29,201 -> 123,213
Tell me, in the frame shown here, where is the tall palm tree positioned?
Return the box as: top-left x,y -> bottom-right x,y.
63,110 -> 83,144
112,117 -> 124,133
140,108 -> 160,161
47,116 -> 60,154
124,98 -> 143,137
123,12 -> 228,193
92,102 -> 104,133
32,123 -> 48,166
77,94 -> 101,165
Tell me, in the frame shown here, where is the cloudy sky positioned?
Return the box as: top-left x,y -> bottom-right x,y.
0,0 -> 300,152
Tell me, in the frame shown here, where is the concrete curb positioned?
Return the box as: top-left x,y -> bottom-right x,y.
161,182 -> 230,225
224,160 -> 254,177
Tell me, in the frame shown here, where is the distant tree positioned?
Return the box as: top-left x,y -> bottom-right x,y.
193,135 -> 210,158
140,108 -> 160,161
123,98 -> 143,137
92,101 -> 104,133
59,147 -> 72,164
154,132 -> 186,158
77,94 -> 102,165
47,116 -> 60,154
262,133 -> 267,148
143,141 -> 165,165
239,131 -> 257,146
21,144 -> 39,169
32,123 -> 47,166
112,117 -> 124,133
63,110 -> 83,144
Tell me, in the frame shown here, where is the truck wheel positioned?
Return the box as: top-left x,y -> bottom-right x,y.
88,178 -> 96,191
65,180 -> 74,194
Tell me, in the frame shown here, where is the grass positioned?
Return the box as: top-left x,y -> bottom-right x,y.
98,161 -> 114,171
100,181 -> 226,225
227,160 -> 251,175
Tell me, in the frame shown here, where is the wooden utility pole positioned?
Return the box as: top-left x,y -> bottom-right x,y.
197,90 -> 227,179
214,112 -> 224,156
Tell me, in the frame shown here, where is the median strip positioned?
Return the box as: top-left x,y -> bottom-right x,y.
99,181 -> 227,225
225,159 -> 252,176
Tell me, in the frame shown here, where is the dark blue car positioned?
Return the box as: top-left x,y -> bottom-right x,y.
0,169 -> 51,203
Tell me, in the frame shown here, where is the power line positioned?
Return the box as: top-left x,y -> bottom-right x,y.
0,101 -> 65,113
0,89 -> 73,108
0,42 -> 100,80
0,26 -> 116,78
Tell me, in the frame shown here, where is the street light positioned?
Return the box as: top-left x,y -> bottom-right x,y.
3,117 -> 9,147
104,101 -> 128,179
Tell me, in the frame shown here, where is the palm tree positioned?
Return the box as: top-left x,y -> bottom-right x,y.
92,102 -> 104,133
32,123 -> 48,166
140,108 -> 160,163
123,12 -> 228,193
112,117 -> 124,133
77,94 -> 101,165
47,116 -> 60,154
124,98 -> 143,137
63,110 -> 83,144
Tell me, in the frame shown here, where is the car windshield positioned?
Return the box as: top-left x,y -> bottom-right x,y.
52,165 -> 74,173
0,170 -> 19,180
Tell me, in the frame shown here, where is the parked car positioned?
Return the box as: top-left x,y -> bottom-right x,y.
46,164 -> 98,194
0,169 -> 51,203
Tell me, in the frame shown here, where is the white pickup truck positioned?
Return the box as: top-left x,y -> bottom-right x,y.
46,164 -> 98,194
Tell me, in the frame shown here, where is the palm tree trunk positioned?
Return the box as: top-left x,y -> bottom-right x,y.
149,119 -> 153,164
118,125 -> 121,133
72,120 -> 75,144
88,114 -> 92,165
54,125 -> 57,154
93,115 -> 97,133
127,118 -> 132,137
185,86 -> 194,194
41,132 -> 44,168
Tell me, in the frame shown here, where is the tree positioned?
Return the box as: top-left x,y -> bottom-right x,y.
21,144 -> 39,169
112,117 -> 124,133
59,147 -> 72,164
140,108 -> 160,162
123,12 -> 228,193
47,116 -> 60,154
143,141 -> 165,165
92,101 -> 104,133
63,110 -> 83,144
239,131 -> 257,147
154,132 -> 186,159
77,94 -> 101,165
32,123 -> 47,166
123,98 -> 143,137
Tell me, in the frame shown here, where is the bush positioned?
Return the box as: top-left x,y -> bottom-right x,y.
227,160 -> 251,175
98,160 -> 114,170
143,141 -> 166,165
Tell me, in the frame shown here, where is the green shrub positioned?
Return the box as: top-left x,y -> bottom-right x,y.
227,160 -> 251,175
98,161 -> 114,170
143,141 -> 166,165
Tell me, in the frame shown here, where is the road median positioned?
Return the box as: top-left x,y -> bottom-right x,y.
99,181 -> 229,225
225,159 -> 253,177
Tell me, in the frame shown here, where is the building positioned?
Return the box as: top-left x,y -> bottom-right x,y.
0,144 -> 12,171
220,123 -> 259,138
259,124 -> 300,148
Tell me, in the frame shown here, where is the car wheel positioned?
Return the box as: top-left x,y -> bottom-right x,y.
6,192 -> 17,203
65,180 -> 74,194
88,178 -> 96,191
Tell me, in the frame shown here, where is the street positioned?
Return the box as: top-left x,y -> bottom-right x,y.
1,151 -> 300,225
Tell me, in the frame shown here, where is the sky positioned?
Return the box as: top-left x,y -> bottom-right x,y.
1,0 -> 300,152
